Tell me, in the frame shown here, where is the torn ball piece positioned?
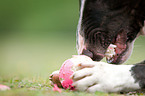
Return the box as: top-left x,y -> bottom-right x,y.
105,44 -> 117,60
0,84 -> 10,91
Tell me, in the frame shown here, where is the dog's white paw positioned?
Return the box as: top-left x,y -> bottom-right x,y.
72,62 -> 140,92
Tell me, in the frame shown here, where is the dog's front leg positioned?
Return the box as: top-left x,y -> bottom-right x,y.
71,62 -> 141,93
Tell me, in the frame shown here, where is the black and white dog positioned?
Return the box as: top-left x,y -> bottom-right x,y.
72,0 -> 145,93
50,0 -> 145,93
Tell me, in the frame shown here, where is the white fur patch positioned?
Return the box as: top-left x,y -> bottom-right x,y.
77,33 -> 86,54
76,0 -> 86,54
77,0 -> 86,33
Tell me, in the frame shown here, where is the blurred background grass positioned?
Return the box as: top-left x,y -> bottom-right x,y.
0,0 -> 145,94
0,0 -> 79,79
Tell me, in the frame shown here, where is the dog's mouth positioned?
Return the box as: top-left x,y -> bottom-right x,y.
105,31 -> 130,64
79,30 -> 135,64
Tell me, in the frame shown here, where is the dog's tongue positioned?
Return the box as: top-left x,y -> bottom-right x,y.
107,32 -> 127,64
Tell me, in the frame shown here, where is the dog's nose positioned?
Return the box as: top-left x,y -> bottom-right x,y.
93,53 -> 104,61
82,49 -> 104,61
82,49 -> 93,59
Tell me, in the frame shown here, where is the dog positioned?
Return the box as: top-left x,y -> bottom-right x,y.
50,0 -> 145,93
73,0 -> 145,92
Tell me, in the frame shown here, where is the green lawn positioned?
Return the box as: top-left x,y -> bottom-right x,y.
0,32 -> 145,96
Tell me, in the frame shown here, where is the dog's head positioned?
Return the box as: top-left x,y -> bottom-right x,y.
77,0 -> 145,64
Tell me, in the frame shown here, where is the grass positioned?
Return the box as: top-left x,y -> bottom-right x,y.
0,76 -> 118,96
0,32 -> 145,96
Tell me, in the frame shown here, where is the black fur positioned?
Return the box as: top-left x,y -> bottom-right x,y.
131,61 -> 145,89
82,0 -> 144,44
